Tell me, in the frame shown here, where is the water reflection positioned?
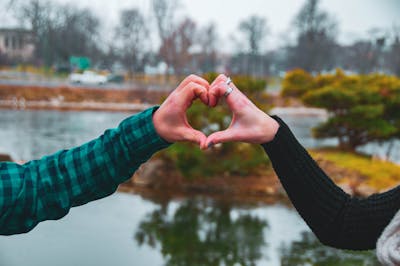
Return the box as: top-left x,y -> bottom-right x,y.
0,190 -> 380,266
134,194 -> 381,266
280,231 -> 379,266
135,198 -> 268,266
0,109 -> 130,160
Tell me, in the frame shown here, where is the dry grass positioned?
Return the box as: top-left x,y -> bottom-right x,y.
0,84 -> 169,104
311,148 -> 400,191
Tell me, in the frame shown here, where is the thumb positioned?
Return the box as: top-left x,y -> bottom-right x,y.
181,128 -> 207,146
204,129 -> 236,149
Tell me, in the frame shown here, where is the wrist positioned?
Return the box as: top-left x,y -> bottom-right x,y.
259,114 -> 280,143
267,116 -> 280,141
152,107 -> 174,143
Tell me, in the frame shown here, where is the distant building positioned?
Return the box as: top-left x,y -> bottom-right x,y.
0,28 -> 35,61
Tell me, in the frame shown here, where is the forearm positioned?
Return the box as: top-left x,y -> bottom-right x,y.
262,115 -> 400,250
0,107 -> 170,235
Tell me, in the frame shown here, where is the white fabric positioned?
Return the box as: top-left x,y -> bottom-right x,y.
377,209 -> 400,266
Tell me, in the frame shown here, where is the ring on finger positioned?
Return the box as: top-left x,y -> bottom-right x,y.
224,77 -> 233,97
224,86 -> 233,98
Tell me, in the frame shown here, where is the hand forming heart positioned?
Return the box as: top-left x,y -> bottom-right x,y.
152,74 -> 280,149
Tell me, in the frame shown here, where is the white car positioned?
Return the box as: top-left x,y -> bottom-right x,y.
69,71 -> 107,85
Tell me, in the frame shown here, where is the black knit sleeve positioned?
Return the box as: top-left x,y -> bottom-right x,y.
262,115 -> 400,250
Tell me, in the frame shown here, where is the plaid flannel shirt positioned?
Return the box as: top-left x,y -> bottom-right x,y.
0,107 -> 170,235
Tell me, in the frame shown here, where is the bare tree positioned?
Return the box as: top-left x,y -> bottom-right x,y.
232,15 -> 268,76
197,23 -> 218,73
159,18 -> 197,75
115,9 -> 149,75
387,26 -> 400,76
342,40 -> 380,74
15,0 -> 101,66
287,0 -> 338,73
17,0 -> 53,64
336,27 -> 389,74
56,6 -> 101,61
152,0 -> 178,42
239,15 -> 267,55
152,0 -> 180,74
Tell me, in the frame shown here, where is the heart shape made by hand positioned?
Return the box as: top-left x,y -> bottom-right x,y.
152,74 -> 280,150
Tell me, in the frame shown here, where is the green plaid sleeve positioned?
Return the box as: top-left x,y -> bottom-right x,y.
0,106 -> 170,235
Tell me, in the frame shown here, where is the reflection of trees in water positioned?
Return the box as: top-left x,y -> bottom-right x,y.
134,195 -> 380,265
135,199 -> 268,266
280,231 -> 380,266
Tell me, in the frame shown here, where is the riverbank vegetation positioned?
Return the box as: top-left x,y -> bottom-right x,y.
311,148 -> 400,192
0,84 -> 168,104
282,69 -> 400,152
125,146 -> 400,200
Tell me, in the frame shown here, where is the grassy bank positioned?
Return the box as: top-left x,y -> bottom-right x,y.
311,148 -> 400,192
0,84 -> 168,105
120,147 -> 400,200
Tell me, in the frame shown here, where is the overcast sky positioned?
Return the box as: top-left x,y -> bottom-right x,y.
1,0 -> 399,51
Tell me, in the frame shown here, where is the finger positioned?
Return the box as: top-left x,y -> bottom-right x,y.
205,129 -> 237,147
209,75 -> 236,107
209,80 -> 231,107
182,82 -> 209,106
209,74 -> 228,106
210,74 -> 227,87
208,80 -> 225,107
210,80 -> 251,112
200,137 -> 208,150
208,90 -> 219,108
181,128 -> 207,145
178,74 -> 210,91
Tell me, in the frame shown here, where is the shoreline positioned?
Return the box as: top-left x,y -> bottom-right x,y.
0,82 -> 327,114
0,99 -> 152,112
117,144 -> 400,200
2,146 -> 398,202
0,83 -> 170,112
118,185 -> 291,206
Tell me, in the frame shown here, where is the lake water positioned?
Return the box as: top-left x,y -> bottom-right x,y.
0,109 -> 383,265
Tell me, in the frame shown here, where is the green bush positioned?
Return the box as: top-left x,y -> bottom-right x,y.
158,73 -> 271,179
281,69 -> 315,97
300,71 -> 400,151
